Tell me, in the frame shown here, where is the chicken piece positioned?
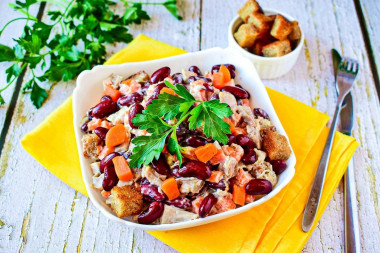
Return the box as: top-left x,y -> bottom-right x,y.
181,69 -> 198,81
176,177 -> 205,194
213,190 -> 236,213
235,168 -> 253,187
246,124 -> 262,149
237,105 -> 255,124
219,156 -> 238,180
117,180 -> 134,187
92,174 -> 104,190
222,144 -> 244,162
219,91 -> 238,112
119,80 -> 141,95
81,134 -> 101,159
255,117 -> 276,131
181,146 -> 198,160
251,161 -> 277,187
262,130 -> 291,160
141,165 -> 166,187
128,71 -> 150,84
90,162 -> 101,176
114,140 -> 130,154
103,74 -> 123,89
159,205 -> 198,224
109,185 -> 143,218
254,148 -> 266,164
107,106 -> 128,125
209,149 -> 226,165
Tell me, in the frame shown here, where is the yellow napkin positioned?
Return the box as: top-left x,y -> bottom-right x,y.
21,34 -> 358,253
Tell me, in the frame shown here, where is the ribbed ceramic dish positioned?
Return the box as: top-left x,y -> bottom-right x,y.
73,47 -> 296,231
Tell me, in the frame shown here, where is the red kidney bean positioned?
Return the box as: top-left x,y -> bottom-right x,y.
102,164 -> 119,191
100,152 -> 120,173
253,108 -> 270,119
270,160 -> 287,175
209,93 -> 219,100
242,148 -> 257,165
118,92 -> 144,107
179,160 -> 211,180
151,67 -> 170,84
151,154 -> 170,176
172,73 -> 184,84
128,103 -> 144,129
189,65 -> 202,76
183,136 -> 208,148
141,184 -> 166,201
138,201 -> 164,224
221,86 -> 250,99
227,134 -> 236,145
199,194 -> 217,218
165,197 -> 192,209
81,122 -> 88,133
101,95 -> 112,102
171,165 -> 181,178
140,177 -> 150,185
202,83 -> 214,92
87,108 -> 94,120
245,179 -> 272,195
91,100 -> 119,118
94,127 -> 109,141
207,180 -> 227,190
235,134 -> 256,148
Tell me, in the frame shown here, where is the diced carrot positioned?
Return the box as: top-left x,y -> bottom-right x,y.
241,99 -> 250,106
194,143 -> 218,163
101,190 -> 111,199
245,194 -> 256,204
162,144 -> 168,154
224,117 -> 236,135
192,197 -> 204,214
112,156 -> 133,181
160,87 -> 176,96
105,124 -> 127,148
233,185 -> 246,206
103,84 -> 121,102
214,195 -> 236,213
212,72 -> 225,89
161,178 -> 180,201
207,171 -> 224,183
87,118 -> 102,131
99,146 -> 115,160
209,149 -> 226,165
219,65 -> 231,83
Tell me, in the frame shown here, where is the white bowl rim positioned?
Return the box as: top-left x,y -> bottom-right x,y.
73,47 -> 296,231
228,8 -> 305,61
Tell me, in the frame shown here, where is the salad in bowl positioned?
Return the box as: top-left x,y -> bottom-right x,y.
79,61 -> 292,225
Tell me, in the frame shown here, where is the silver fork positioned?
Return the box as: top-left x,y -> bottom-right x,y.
302,58 -> 359,232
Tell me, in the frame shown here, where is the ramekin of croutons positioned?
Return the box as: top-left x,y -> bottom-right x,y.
228,0 -> 304,79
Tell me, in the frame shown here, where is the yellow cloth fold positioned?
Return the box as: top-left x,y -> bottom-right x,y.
21,34 -> 358,253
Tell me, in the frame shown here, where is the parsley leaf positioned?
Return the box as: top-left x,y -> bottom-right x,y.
132,113 -> 170,134
0,44 -> 16,62
129,133 -> 169,169
30,80 -> 48,108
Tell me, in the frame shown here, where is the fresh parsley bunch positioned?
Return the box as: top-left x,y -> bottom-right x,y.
129,80 -> 233,168
0,0 -> 181,108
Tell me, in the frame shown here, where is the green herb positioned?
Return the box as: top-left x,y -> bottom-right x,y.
0,0 -> 181,108
129,80 -> 233,169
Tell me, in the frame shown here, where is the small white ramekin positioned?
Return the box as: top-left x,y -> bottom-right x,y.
228,9 -> 304,79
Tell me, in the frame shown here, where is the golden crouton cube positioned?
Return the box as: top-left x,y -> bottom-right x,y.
81,134 -> 101,159
262,40 -> 292,57
270,14 -> 293,40
262,130 -> 291,161
248,13 -> 274,32
288,21 -> 302,49
234,24 -> 260,48
251,41 -> 265,56
110,185 -> 143,218
238,0 -> 261,22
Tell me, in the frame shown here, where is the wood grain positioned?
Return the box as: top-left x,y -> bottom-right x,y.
0,0 -> 379,252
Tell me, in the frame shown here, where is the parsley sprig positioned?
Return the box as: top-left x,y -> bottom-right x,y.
0,0 -> 181,108
129,80 -> 233,169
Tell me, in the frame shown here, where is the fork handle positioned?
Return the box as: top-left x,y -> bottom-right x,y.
302,97 -> 343,232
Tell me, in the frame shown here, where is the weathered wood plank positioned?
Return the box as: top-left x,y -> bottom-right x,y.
0,0 -> 379,252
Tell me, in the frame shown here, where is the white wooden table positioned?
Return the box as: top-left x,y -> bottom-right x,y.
0,0 -> 379,252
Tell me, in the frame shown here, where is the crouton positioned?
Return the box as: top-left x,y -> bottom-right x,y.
81,134 -> 101,159
110,185 -> 143,218
262,40 -> 292,57
270,14 -> 292,40
288,21 -> 302,49
238,0 -> 262,22
261,130 -> 291,160
251,40 -> 265,55
234,24 -> 260,48
247,13 -> 274,32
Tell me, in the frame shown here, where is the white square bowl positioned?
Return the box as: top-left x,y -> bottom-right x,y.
73,47 -> 296,231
